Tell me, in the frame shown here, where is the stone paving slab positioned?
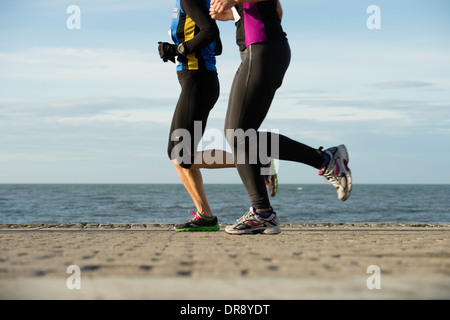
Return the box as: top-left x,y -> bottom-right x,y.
0,223 -> 449,299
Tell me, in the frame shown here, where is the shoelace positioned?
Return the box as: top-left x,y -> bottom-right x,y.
322,171 -> 341,189
318,148 -> 341,189
187,210 -> 201,221
236,208 -> 256,223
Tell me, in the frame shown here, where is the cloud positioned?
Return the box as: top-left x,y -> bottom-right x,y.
0,46 -> 179,101
371,81 -> 436,89
0,97 -> 175,128
34,0 -> 171,13
254,91 -> 450,139
48,108 -> 173,126
263,91 -> 413,123
0,96 -> 172,182
268,104 -> 407,123
0,47 -> 167,81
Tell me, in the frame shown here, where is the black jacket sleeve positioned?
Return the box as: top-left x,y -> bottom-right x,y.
181,0 -> 221,54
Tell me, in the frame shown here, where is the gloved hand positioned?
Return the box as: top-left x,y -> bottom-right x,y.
158,42 -> 177,63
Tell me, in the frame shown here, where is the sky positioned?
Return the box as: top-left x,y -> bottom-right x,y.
0,0 -> 449,184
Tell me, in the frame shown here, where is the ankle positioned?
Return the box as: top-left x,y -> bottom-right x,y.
255,207 -> 273,212
198,211 -> 214,219
255,207 -> 274,219
320,153 -> 330,169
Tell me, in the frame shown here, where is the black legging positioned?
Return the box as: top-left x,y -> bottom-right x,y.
168,71 -> 220,169
225,40 -> 324,209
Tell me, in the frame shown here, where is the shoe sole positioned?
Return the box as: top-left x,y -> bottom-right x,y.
267,175 -> 278,197
174,225 -> 220,232
340,173 -> 352,201
225,225 -> 281,235
336,145 -> 352,201
269,157 -> 278,197
264,158 -> 278,197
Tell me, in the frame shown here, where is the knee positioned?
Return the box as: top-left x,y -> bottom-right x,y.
225,126 -> 256,149
168,143 -> 194,170
224,122 -> 241,149
171,158 -> 193,170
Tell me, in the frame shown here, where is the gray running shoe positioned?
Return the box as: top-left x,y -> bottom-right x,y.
225,207 -> 281,235
318,144 -> 352,201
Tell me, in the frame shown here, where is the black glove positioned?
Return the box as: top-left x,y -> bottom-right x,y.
158,42 -> 177,63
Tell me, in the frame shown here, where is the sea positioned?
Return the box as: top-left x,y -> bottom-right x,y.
0,184 -> 449,224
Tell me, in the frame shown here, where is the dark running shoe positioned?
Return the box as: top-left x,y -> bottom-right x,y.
174,211 -> 220,232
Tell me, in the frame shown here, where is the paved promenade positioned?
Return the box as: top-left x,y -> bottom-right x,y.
0,223 -> 449,299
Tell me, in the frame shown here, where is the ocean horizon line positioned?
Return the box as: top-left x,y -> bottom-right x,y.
1,182 -> 450,185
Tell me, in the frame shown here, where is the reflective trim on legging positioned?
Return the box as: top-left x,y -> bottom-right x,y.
224,40 -> 324,209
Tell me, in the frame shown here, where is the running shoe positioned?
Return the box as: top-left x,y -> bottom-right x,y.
174,211 -> 220,232
318,144 -> 352,201
224,207 -> 281,235
263,157 -> 278,197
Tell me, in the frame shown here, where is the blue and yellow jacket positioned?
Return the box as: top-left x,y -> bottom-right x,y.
170,0 -> 222,72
